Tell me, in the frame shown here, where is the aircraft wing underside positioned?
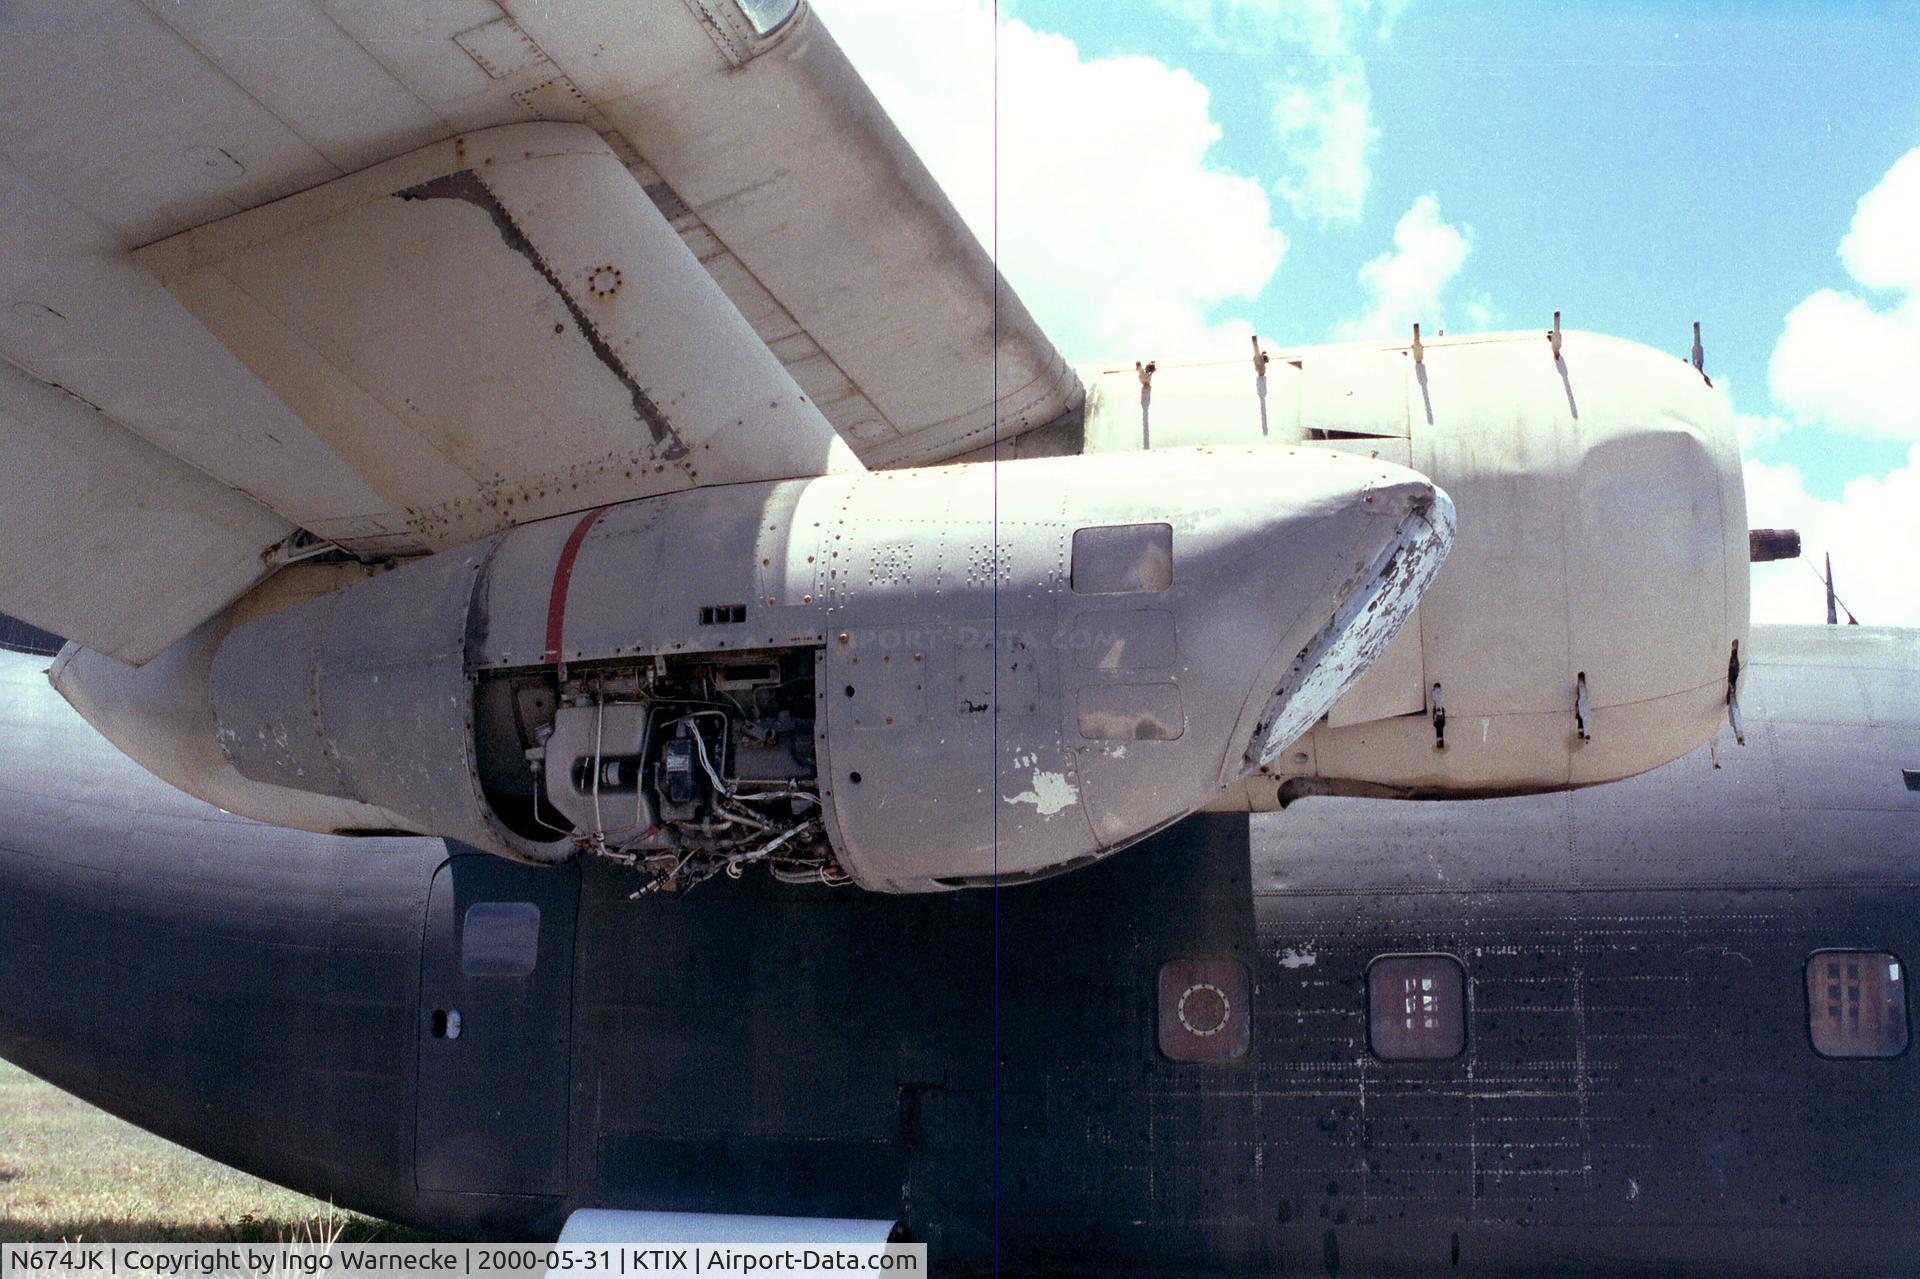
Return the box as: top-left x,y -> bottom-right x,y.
0,0 -> 1081,663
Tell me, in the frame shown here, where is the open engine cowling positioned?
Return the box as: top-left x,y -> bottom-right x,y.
56,446 -> 1450,892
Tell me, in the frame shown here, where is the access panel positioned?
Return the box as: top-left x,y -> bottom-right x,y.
417,853 -> 579,1195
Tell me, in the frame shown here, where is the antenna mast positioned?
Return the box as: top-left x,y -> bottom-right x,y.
1823,553 -> 1859,626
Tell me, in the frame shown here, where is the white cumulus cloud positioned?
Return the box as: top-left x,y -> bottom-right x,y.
1767,146 -> 1920,442
1839,146 -> 1920,292
1156,0 -> 1410,54
1271,66 -> 1377,226
1153,0 -> 1401,225
1745,146 -> 1920,625
1732,402 -> 1789,452
815,0 -> 1288,362
1333,193 -> 1470,340
1745,448 -> 1920,627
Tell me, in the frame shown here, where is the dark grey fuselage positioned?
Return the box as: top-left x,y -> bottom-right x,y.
1,625 -> 1916,1275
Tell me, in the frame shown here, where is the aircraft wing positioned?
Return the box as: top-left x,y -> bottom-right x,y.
0,1 -> 1080,663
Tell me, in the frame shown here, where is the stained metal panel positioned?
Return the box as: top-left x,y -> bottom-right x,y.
1079,683 -> 1185,742
0,0 -> 1073,659
511,3 -> 1082,465
1301,345 -> 1411,437
0,359 -> 291,664
416,854 -> 577,1197
1071,610 -> 1178,671
7,625 -> 1920,1265
138,125 -> 859,552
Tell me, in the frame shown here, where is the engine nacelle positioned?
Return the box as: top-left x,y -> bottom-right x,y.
56,447 -> 1449,892
1074,328 -> 1749,804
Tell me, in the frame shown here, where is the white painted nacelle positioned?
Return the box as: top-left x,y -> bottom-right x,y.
54,447 -> 1450,892
1075,328 -> 1749,805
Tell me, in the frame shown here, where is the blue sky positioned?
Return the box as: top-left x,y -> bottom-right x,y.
1022,0 -> 1918,493
819,0 -> 1920,624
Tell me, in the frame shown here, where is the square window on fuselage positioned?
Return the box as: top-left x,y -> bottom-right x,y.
1367,953 -> 1467,1060
1806,950 -> 1908,1058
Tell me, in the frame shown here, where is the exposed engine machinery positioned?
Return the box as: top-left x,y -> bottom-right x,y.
50,331 -> 1751,893
53,446 -> 1450,893
482,650 -> 837,893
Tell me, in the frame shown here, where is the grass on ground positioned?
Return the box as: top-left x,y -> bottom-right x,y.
0,1058 -> 429,1242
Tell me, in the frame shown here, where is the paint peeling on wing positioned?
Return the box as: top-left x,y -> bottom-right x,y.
1006,770 -> 1079,817
395,170 -> 689,460
1246,485 -> 1456,769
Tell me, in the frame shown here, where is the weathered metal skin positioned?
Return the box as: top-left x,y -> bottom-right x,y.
48,564 -> 417,839
4,626 -> 1919,1271
135,123 -> 862,554
59,446 -> 1450,891
1087,330 -> 1750,806
0,2 -> 1085,667
807,450 -> 1451,891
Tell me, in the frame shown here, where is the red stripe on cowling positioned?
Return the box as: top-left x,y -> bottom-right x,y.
543,506 -> 610,665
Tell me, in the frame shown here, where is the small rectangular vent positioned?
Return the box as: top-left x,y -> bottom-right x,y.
1904,769 -> 1920,793
1307,427 -> 1398,441
698,604 -> 747,626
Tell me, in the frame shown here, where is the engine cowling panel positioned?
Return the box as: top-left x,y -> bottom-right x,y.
54,324 -> 1741,879
1075,329 -> 1748,805
64,447 -> 1448,892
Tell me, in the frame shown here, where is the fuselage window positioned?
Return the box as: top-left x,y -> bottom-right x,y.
461,901 -> 541,978
1806,950 -> 1908,1058
1071,523 -> 1173,595
1367,953 -> 1467,1060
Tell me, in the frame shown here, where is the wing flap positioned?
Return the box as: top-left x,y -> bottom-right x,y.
0,0 -> 1075,660
138,124 -> 859,552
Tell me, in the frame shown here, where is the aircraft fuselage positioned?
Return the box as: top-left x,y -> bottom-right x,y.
2,626 -> 1917,1272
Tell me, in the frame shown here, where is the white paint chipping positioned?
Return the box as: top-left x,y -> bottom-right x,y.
1005,770 -> 1078,816
1279,946 -> 1318,969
